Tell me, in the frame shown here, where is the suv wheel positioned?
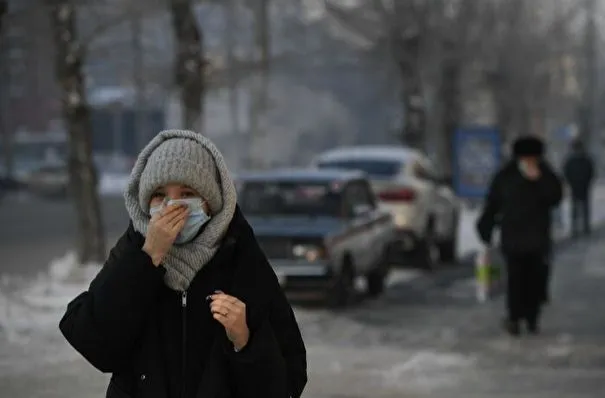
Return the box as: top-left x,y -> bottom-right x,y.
439,212 -> 459,263
415,224 -> 439,271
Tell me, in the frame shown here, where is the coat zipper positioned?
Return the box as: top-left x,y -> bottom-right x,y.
180,290 -> 188,398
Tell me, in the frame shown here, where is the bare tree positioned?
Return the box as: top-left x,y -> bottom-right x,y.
130,5 -> 147,152
44,0 -> 106,264
0,0 -> 11,177
247,0 -> 271,168
168,0 -> 205,131
327,0 -> 468,153
0,0 -> 15,182
479,0 -> 582,143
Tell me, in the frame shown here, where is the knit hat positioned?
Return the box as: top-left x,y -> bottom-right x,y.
513,136 -> 544,158
124,130 -> 237,291
138,138 -> 223,213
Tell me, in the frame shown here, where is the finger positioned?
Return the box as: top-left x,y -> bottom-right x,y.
210,302 -> 236,316
169,211 -> 188,228
210,294 -> 242,306
211,302 -> 242,320
211,297 -> 241,311
163,207 -> 188,225
213,312 -> 230,327
170,217 -> 187,233
159,204 -> 187,219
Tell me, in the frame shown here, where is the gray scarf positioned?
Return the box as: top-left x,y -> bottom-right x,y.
124,130 -> 237,291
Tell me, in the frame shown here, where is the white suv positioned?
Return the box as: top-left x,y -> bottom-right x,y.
312,146 -> 460,270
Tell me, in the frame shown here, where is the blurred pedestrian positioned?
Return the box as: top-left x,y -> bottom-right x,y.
476,136 -> 563,336
563,139 -> 595,237
59,130 -> 307,398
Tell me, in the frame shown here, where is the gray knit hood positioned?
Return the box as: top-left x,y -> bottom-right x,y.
124,129 -> 237,291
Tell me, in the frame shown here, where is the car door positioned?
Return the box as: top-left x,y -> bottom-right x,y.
358,178 -> 389,266
408,157 -> 437,230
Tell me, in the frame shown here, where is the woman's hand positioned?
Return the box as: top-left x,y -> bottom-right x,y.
209,292 -> 250,351
142,204 -> 188,266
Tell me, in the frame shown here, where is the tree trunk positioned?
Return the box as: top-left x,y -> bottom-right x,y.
247,0 -> 271,169
45,1 -> 106,264
0,0 -> 14,180
440,52 -> 461,176
168,0 -> 204,132
392,34 -> 426,150
131,10 -> 147,152
224,0 -> 242,166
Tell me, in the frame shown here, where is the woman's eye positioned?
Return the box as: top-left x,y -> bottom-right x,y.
182,191 -> 196,198
151,192 -> 165,199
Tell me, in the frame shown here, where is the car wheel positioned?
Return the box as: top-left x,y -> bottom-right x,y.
439,212 -> 459,263
415,225 -> 439,272
366,248 -> 391,298
327,261 -> 355,308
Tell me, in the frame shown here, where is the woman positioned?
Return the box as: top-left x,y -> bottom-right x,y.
59,130 -> 307,398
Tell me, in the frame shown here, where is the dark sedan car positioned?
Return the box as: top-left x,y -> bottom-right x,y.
236,168 -> 396,307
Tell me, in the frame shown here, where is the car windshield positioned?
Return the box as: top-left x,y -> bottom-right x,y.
318,159 -> 402,178
239,180 -> 342,217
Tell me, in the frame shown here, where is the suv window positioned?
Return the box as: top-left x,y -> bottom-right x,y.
317,159 -> 403,179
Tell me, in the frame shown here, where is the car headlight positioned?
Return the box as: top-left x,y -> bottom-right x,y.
292,244 -> 326,262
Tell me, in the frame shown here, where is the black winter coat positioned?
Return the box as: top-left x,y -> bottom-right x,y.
563,151 -> 595,198
476,161 -> 563,255
59,207 -> 307,398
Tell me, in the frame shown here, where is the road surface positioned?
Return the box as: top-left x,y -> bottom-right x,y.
0,195 -> 126,277
1,230 -> 604,397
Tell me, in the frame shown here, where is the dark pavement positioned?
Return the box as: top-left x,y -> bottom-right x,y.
0,195 -> 127,277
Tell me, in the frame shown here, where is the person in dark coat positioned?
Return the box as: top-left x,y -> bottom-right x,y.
59,129 -> 307,398
476,136 -> 563,336
563,139 -> 595,237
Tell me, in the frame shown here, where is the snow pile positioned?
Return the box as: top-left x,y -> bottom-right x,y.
377,351 -> 475,392
457,204 -> 482,256
0,252 -> 100,344
306,345 -> 475,396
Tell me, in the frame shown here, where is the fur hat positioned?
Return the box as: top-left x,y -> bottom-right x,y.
513,136 -> 544,157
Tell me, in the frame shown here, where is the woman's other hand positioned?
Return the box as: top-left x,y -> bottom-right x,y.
142,204 -> 188,266
209,292 -> 250,351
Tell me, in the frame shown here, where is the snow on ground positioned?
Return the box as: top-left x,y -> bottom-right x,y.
304,345 -> 476,397
0,252 -> 101,344
0,248 -> 476,395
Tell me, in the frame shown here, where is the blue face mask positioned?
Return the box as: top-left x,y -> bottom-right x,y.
149,198 -> 211,245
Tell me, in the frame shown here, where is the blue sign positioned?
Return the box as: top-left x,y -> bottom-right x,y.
452,126 -> 501,199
